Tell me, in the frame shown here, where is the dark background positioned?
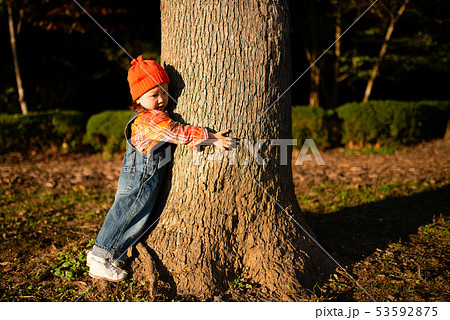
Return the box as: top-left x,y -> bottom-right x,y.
2,0 -> 449,115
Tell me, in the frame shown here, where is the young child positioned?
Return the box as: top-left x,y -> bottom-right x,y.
87,55 -> 233,281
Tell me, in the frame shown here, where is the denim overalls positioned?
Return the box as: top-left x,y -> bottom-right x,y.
92,113 -> 169,263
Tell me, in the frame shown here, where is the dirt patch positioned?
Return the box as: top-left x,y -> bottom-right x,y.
2,139 -> 448,199
0,150 -> 123,192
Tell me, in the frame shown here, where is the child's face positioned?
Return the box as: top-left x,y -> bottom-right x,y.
137,83 -> 169,111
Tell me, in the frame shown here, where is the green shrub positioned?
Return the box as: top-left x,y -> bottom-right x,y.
0,110 -> 88,152
291,105 -> 336,148
336,100 -> 449,146
86,110 -> 131,153
51,110 -> 89,148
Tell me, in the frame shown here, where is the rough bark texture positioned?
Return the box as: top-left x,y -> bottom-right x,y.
133,243 -> 158,300
133,0 -> 334,300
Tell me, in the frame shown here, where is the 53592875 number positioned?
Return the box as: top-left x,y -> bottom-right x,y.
376,306 -> 437,317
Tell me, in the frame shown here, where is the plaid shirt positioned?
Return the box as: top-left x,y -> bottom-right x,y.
130,110 -> 209,154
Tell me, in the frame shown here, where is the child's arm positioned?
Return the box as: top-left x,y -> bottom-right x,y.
134,111 -> 233,149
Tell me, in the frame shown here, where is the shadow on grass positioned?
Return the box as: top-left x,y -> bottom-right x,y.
304,184 -> 450,267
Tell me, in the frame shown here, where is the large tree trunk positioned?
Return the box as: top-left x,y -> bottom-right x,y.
132,0 -> 333,301
6,0 -> 28,115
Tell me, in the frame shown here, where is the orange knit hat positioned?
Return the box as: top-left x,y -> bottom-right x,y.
127,55 -> 170,101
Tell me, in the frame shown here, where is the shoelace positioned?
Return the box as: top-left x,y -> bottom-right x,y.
104,260 -> 127,276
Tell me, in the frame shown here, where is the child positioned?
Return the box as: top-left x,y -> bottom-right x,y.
87,55 -> 233,281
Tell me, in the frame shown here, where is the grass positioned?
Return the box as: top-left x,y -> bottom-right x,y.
348,215 -> 450,301
0,185 -> 195,302
297,178 -> 447,214
0,172 -> 448,301
0,186 -> 114,301
298,178 -> 449,302
344,145 -> 399,156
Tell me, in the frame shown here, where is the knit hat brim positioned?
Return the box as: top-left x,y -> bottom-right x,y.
130,70 -> 170,101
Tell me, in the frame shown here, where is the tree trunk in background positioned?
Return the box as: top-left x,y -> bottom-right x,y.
305,0 -> 320,107
444,114 -> 450,141
306,50 -> 321,107
133,0 -> 333,300
6,0 -> 28,115
363,0 -> 409,102
331,4 -> 341,108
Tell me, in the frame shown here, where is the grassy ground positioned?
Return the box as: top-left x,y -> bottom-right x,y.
0,156 -> 448,301
300,179 -> 450,302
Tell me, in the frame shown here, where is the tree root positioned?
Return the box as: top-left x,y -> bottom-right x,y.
130,243 -> 158,300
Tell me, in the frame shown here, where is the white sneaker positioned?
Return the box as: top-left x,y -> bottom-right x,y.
88,257 -> 128,282
87,250 -> 124,268
86,250 -> 93,266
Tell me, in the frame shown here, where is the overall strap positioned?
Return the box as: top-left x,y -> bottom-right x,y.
124,112 -> 169,171
124,112 -> 140,151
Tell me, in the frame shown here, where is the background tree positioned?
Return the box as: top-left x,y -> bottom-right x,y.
131,0 -> 334,300
5,0 -> 27,114
303,0 -> 323,107
0,0 -> 161,114
1,0 -> 449,113
362,0 -> 410,102
330,0 -> 342,108
290,0 -> 334,107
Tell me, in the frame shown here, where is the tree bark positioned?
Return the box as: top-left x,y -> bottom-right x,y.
363,0 -> 409,102
133,0 -> 334,301
6,0 -> 28,115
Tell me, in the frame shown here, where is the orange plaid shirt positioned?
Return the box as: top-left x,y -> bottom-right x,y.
130,110 -> 209,154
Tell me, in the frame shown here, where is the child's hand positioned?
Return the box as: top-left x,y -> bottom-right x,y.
208,130 -> 234,151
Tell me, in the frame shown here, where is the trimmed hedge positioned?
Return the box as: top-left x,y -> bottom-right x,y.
0,110 -> 88,152
291,101 -> 449,148
336,100 -> 449,146
85,110 -> 131,153
291,105 -> 340,148
2,101 -> 447,154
